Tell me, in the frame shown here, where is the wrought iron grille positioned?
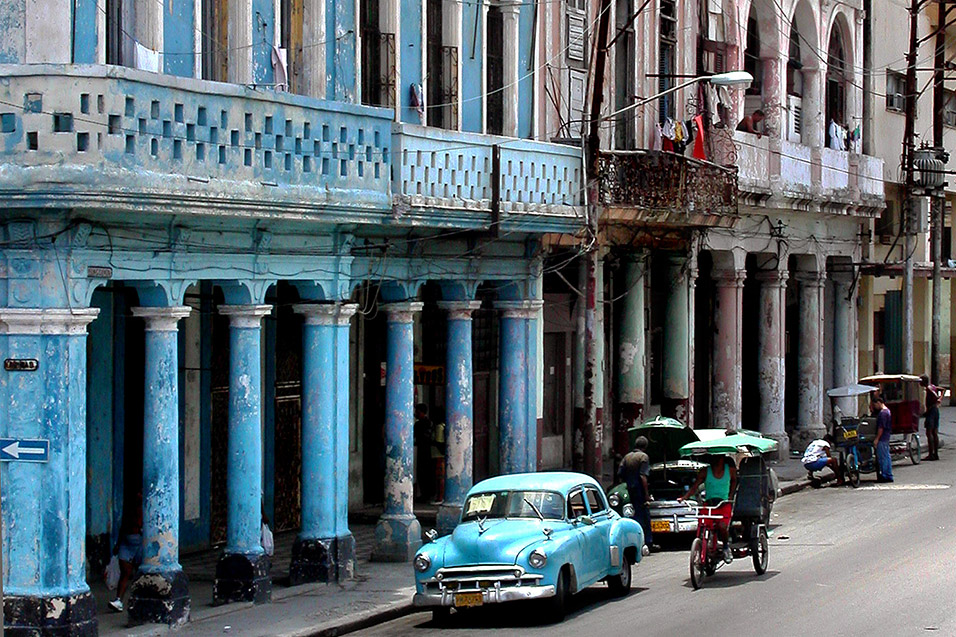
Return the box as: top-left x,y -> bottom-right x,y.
441,45 -> 459,130
361,30 -> 396,108
598,150 -> 738,216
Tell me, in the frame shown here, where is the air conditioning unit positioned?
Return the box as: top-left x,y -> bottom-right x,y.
787,95 -> 803,143
887,93 -> 904,111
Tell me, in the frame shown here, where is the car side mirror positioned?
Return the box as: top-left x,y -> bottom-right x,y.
576,515 -> 595,526
424,529 -> 438,543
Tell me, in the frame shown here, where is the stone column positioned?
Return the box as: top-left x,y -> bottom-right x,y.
756,270 -> 789,456
712,268 -> 745,430
500,2 -> 521,137
372,302 -> 424,562
616,254 -> 646,457
214,304 -> 272,605
302,0 -> 327,99
228,0 -> 253,84
0,309 -> 99,636
662,254 -> 691,422
290,303 -> 358,584
794,270 -> 826,446
127,306 -> 192,627
436,301 -> 482,535
832,273 -> 857,415
497,300 -> 543,474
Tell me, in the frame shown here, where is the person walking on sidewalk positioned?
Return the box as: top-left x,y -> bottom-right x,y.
618,436 -> 657,551
920,375 -> 941,461
870,395 -> 894,483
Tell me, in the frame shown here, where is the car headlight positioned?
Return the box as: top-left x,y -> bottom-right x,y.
608,493 -> 621,508
414,553 -> 431,573
623,503 -> 635,519
528,549 -> 547,569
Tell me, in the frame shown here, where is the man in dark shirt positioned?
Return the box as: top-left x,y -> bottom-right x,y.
870,395 -> 894,482
920,375 -> 940,461
619,436 -> 655,550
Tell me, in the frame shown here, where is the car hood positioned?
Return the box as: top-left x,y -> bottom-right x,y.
445,519 -> 553,565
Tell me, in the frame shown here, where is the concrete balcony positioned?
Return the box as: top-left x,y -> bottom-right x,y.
391,123 -> 585,233
597,150 -> 738,228
0,65 -> 393,221
732,131 -> 885,214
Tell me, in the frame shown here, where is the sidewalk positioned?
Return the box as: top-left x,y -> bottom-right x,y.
100,409 -> 955,636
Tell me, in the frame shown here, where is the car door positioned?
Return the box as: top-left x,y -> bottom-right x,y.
584,486 -> 613,579
565,488 -> 594,589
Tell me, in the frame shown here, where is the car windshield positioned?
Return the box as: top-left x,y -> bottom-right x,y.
461,490 -> 565,522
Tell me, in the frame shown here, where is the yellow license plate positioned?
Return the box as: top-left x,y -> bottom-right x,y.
843,430 -> 857,440
651,520 -> 671,533
455,592 -> 484,608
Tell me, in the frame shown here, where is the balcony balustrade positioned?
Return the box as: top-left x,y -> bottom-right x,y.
0,64 -> 393,218
597,150 -> 738,227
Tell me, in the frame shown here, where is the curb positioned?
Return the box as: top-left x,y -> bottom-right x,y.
299,601 -> 419,637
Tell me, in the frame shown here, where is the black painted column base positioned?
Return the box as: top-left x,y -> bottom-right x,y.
289,533 -> 355,585
127,568 -> 190,627
213,552 -> 271,605
4,590 -> 96,637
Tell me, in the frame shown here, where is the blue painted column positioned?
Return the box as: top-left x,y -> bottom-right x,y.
371,302 -> 423,562
127,306 -> 192,626
290,302 -> 358,583
496,300 -> 543,474
213,304 -> 272,605
0,308 -> 99,636
436,301 -> 481,535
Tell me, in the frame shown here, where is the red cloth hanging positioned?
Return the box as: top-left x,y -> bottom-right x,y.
692,114 -> 707,160
662,138 -> 674,152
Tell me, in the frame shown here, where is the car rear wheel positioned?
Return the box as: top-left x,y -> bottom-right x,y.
546,567 -> 569,622
751,527 -> 769,575
689,538 -> 705,590
607,553 -> 632,597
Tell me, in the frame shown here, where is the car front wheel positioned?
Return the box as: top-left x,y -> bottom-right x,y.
546,567 -> 570,622
607,553 -> 632,597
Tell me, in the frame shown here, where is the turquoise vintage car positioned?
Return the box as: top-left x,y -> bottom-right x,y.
413,472 -> 645,621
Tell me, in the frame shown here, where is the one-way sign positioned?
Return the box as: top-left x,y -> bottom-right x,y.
0,438 -> 50,463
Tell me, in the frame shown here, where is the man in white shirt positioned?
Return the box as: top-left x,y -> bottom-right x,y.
802,436 -> 844,485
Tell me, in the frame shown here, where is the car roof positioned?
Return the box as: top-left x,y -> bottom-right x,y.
468,471 -> 599,495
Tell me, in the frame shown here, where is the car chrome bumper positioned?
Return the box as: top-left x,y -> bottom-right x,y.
413,585 -> 557,607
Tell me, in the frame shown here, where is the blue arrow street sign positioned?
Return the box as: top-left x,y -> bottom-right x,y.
0,438 -> 49,463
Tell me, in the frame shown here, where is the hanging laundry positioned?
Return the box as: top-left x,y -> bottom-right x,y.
674,121 -> 685,143
651,123 -> 663,151
661,117 -> 676,140
692,115 -> 707,160
271,46 -> 288,92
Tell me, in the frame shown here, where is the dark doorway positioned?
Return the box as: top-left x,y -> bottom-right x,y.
486,7 -> 504,135
694,252 -> 714,429
361,288 -> 387,504
741,257 -> 760,429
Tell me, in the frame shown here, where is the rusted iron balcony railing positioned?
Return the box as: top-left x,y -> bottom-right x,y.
598,150 -> 738,223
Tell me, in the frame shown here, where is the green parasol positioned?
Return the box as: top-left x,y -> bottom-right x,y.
679,431 -> 779,457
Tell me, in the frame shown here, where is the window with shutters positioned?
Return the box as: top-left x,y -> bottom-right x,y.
361,0 -> 396,107
885,71 -> 904,112
614,0 -> 636,148
487,6 -> 504,135
744,7 -> 762,96
944,89 -> 956,127
201,0 -> 228,81
787,23 -> 803,97
658,0 -> 677,121
826,24 -> 847,125
279,0 -> 303,92
426,0 -> 458,129
106,0 -> 127,66
567,0 -> 587,67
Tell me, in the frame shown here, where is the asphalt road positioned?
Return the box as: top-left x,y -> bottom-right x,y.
358,450 -> 956,637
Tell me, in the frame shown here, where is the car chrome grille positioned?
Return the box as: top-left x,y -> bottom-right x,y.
423,565 -> 543,593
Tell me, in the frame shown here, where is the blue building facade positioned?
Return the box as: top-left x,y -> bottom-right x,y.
0,0 -> 584,633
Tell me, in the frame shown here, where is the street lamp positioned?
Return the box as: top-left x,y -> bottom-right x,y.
600,70 -> 754,123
